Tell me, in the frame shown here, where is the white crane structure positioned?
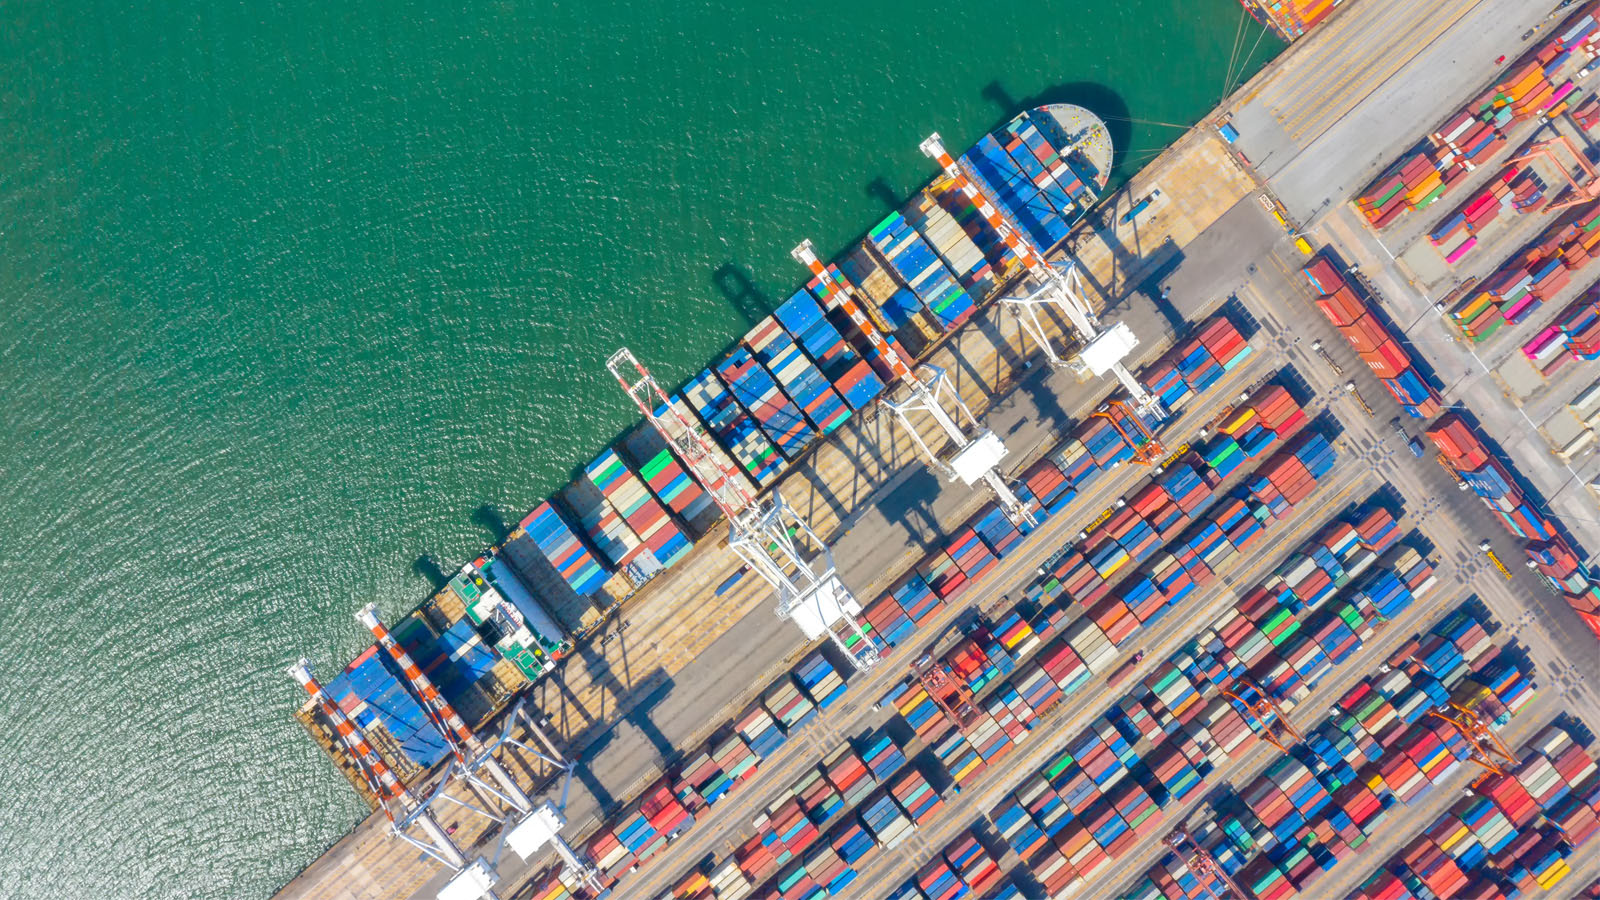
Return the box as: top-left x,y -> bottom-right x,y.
607,348 -> 882,672
919,132 -> 1166,431
792,240 -> 1039,528
355,605 -> 605,894
287,659 -> 503,900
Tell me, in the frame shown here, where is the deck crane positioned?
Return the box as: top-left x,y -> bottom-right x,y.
918,133 -> 1168,447
287,659 -> 503,900
607,348 -> 883,672
791,240 -> 1039,527
1509,135 -> 1600,212
355,605 -> 606,894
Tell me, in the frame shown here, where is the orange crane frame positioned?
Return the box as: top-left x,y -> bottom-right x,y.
1165,828 -> 1246,900
1093,399 -> 1166,465
1428,702 -> 1519,777
1221,680 -> 1303,753
911,653 -> 982,732
1508,135 -> 1600,212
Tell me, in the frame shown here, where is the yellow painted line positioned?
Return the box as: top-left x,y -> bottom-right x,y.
1287,0 -> 1481,144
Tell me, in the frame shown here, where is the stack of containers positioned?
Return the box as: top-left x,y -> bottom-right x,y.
793,652 -> 848,710
682,370 -> 783,486
944,525 -> 1000,582
586,449 -> 692,569
860,791 -> 914,850
972,502 -> 1027,556
942,830 -> 1004,895
888,766 -> 943,825
866,210 -> 977,333
516,501 -> 612,597
905,186 -> 998,300
1002,113 -> 1090,223
561,478 -> 647,572
1304,254 -> 1442,418
715,344 -> 816,462
622,427 -> 718,537
744,316 -> 851,437
856,593 -> 915,653
763,677 -> 819,734
1425,412 -> 1597,636
328,648 -> 450,772
737,704 -> 786,760
773,287 -> 885,412
960,133 -> 1070,252
829,738 -> 884,804
804,261 -> 919,382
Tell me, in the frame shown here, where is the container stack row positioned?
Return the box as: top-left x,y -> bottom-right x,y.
773,287 -> 885,412
515,500 -> 613,597
904,187 -> 1001,302
621,428 -> 719,538
1425,161 -> 1546,265
987,542 -> 1502,900
960,133 -> 1073,254
1356,4 -> 1599,228
586,448 -> 693,569
717,343 -> 817,462
1425,412 -> 1600,638
867,210 -> 978,334
879,827 -> 1007,900
1520,288 -> 1600,374
744,316 -> 852,438
1303,255 -> 1442,418
1173,615 -> 1535,900
1138,316 -> 1255,414
1242,0 -> 1345,42
1348,721 -> 1600,899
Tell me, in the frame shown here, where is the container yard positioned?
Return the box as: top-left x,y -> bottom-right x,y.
276,2 -> 1600,899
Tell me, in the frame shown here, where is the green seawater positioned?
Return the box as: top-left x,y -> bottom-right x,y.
0,2 -> 1279,897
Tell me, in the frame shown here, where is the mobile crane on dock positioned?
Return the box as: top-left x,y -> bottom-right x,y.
287,659 -> 504,900
608,348 -> 883,672
792,239 -> 1039,527
356,605 -> 606,894
919,132 -> 1168,455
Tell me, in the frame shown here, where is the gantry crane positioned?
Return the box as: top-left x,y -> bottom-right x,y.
1509,135 -> 1600,212
1428,702 -> 1519,777
1165,828 -> 1246,900
792,240 -> 1039,527
356,605 -> 605,894
607,348 -> 883,672
918,133 -> 1168,435
288,659 -> 503,900
910,652 -> 982,732
1221,680 -> 1303,754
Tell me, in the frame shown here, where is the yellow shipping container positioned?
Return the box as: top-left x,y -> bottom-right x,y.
1406,172 -> 1444,204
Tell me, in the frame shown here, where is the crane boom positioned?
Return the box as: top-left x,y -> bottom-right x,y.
358,604 -> 539,817
920,132 -> 1162,415
794,241 -> 1038,526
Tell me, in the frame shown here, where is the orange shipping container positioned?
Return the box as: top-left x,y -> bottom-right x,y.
1363,340 -> 1411,378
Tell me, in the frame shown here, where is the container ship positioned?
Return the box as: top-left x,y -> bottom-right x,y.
291,104 -> 1116,796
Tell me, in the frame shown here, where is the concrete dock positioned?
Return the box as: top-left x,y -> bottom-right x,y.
274,1 -> 1600,898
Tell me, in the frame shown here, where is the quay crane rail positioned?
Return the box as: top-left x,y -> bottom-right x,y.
792,240 -> 1039,527
918,133 -> 1168,451
607,348 -> 882,672
356,605 -> 605,894
288,659 -> 503,900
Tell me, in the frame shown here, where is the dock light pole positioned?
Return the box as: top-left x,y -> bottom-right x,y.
792,239 -> 1038,528
287,659 -> 504,900
607,348 -> 882,672
355,606 -> 605,892
918,132 -> 1168,443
